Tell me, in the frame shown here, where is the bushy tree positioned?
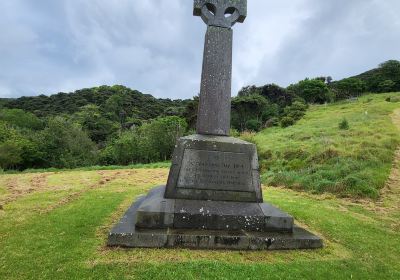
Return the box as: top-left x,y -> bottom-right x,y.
261,103 -> 280,123
102,116 -> 187,165
104,93 -> 126,123
260,84 -> 293,107
138,116 -> 187,162
183,96 -> 199,130
36,117 -> 98,168
333,78 -> 367,100
378,80 -> 396,93
238,85 -> 261,97
231,95 -> 269,131
73,105 -> 120,144
0,121 -> 40,170
100,131 -> 140,165
0,109 -> 43,130
379,60 -> 400,83
0,122 -> 23,169
0,141 -> 23,169
288,79 -> 331,104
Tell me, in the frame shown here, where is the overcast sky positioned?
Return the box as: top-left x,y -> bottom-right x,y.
1,0 -> 399,99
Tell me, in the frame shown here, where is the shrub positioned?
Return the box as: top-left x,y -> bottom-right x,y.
261,103 -> 280,122
230,129 -> 240,137
386,96 -> 400,103
339,118 -> 350,130
264,117 -> 279,128
282,101 -> 308,122
245,119 -> 262,132
280,116 -> 295,128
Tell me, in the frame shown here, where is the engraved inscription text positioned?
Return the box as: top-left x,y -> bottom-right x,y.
177,149 -> 252,191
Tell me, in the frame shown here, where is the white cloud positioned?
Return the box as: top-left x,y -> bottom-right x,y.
0,0 -> 399,99
0,84 -> 12,98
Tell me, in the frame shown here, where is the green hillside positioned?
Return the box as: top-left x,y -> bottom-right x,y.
252,93 -> 400,198
352,60 -> 400,92
1,85 -> 189,119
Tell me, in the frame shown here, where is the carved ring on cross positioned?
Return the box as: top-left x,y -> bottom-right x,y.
193,0 -> 247,28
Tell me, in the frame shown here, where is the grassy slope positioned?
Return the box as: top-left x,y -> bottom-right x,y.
253,93 -> 400,198
0,166 -> 399,279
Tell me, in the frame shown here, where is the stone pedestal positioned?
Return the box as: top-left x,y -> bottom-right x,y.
108,135 -> 323,250
165,135 -> 262,202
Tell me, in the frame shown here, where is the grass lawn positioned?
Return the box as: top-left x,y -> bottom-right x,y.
252,93 -> 400,198
1,93 -> 400,279
0,166 -> 399,279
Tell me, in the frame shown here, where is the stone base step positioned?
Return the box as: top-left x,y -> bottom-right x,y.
108,190 -> 323,250
136,186 -> 293,232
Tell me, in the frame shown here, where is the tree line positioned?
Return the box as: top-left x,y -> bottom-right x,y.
0,60 -> 399,171
228,60 -> 400,131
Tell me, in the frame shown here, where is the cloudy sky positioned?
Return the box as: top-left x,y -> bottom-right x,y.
1,0 -> 399,99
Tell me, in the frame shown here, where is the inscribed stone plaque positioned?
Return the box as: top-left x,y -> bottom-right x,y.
177,149 -> 252,192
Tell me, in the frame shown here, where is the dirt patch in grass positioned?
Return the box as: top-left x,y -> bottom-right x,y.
39,171 -> 120,214
41,168 -> 168,214
0,173 -> 51,206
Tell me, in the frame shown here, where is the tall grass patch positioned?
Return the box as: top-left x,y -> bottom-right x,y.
255,94 -> 400,198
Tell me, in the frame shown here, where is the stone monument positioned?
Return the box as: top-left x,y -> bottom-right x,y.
108,0 -> 323,250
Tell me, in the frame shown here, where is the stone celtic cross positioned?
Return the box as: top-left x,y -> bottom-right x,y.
194,0 -> 247,136
108,1 -> 323,251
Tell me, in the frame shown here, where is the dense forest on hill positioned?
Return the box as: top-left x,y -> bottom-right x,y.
2,85 -> 190,121
352,60 -> 400,92
0,60 -> 399,171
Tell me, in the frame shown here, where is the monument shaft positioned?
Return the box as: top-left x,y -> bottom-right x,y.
197,26 -> 233,136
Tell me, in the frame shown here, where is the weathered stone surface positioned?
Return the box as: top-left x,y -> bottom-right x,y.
136,186 -> 175,229
194,0 -> 247,28
174,198 -> 265,231
132,186 -> 293,232
196,26 -> 232,136
165,134 -> 262,202
108,194 -> 168,248
107,0 -> 324,251
108,195 -> 323,250
259,203 -> 294,232
194,1 -> 247,135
